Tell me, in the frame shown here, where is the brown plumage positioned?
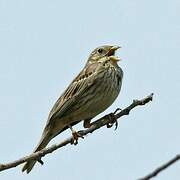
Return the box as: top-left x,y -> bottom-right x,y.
22,45 -> 123,173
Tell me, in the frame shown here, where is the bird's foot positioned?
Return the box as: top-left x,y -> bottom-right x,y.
106,108 -> 121,130
68,125 -> 84,145
71,131 -> 84,145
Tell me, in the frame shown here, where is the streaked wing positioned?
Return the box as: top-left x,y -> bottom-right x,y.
47,62 -> 101,123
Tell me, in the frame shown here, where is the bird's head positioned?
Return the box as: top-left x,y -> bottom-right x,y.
87,45 -> 121,65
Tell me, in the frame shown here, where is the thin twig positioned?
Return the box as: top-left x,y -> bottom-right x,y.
139,154 -> 180,180
0,93 -> 153,172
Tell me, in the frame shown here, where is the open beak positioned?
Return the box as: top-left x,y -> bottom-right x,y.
110,46 -> 121,51
108,46 -> 121,62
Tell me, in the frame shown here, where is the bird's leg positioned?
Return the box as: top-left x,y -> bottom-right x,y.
83,118 -> 92,128
68,125 -> 84,145
106,108 -> 121,130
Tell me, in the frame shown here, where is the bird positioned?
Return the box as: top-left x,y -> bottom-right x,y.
22,45 -> 123,173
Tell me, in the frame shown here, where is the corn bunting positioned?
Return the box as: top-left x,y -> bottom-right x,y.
22,45 -> 123,173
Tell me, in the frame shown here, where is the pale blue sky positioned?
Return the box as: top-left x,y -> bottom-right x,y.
0,0 -> 180,180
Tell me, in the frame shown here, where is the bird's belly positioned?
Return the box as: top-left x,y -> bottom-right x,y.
86,82 -> 120,117
67,79 -> 120,122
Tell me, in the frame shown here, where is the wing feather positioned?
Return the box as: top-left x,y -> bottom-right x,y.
47,62 -> 101,124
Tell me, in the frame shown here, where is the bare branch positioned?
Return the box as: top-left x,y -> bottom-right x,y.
0,93 -> 153,172
139,154 -> 180,180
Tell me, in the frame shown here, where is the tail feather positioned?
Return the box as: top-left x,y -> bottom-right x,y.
22,135 -> 51,173
22,160 -> 37,174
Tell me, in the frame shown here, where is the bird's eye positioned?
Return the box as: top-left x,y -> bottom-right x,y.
98,48 -> 103,53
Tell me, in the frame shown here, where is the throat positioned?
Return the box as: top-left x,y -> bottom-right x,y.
110,60 -> 119,67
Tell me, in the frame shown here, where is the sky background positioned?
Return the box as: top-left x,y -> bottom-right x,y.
0,0 -> 180,180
